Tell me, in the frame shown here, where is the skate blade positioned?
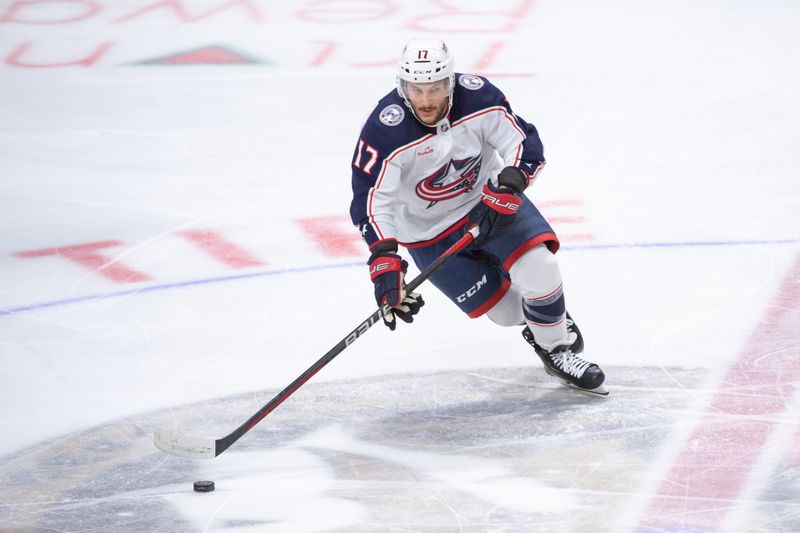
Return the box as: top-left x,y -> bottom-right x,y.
563,380 -> 609,396
543,368 -> 609,396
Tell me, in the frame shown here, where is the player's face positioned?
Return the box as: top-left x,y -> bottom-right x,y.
404,80 -> 450,125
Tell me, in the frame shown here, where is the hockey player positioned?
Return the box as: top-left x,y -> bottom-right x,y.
349,38 -> 607,395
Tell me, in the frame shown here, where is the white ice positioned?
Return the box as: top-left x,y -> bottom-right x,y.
1,1 -> 799,531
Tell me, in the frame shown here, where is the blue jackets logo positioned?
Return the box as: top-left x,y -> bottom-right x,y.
415,155 -> 482,207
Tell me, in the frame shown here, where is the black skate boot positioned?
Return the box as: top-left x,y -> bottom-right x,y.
565,311 -> 584,355
522,314 -> 607,396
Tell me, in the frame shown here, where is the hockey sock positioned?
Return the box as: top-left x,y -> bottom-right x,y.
509,244 -> 570,349
522,283 -> 568,350
486,285 -> 525,326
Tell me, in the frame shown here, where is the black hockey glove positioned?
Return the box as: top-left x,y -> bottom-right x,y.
471,166 -> 528,246
367,239 -> 425,330
481,166 -> 526,214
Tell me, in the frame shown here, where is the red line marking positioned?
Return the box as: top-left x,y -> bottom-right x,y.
546,216 -> 587,224
15,241 -> 151,283
296,215 -> 364,257
537,200 -> 584,208
176,229 -> 266,268
559,234 -> 596,242
142,46 -> 259,65
510,0 -> 538,28
637,254 -> 800,531
473,72 -> 535,78
309,40 -> 336,67
472,41 -> 505,71
785,426 -> 800,466
112,0 -> 265,24
15,241 -> 123,258
6,41 -> 112,68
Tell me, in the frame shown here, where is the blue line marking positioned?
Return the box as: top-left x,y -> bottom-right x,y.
566,238 -> 798,251
0,261 -> 362,316
1,238 -> 797,317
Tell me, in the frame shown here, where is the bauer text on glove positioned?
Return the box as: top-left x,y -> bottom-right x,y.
367,239 -> 425,330
480,166 -> 528,215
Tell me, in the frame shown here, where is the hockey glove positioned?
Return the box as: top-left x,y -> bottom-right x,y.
480,166 -> 527,215
471,166 -> 528,246
368,239 -> 425,330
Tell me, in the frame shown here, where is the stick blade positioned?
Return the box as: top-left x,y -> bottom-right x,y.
154,428 -> 217,459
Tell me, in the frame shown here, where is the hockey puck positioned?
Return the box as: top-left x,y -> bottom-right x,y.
193,480 -> 215,492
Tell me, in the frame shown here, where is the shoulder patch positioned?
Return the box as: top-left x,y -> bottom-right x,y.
458,74 -> 484,90
379,104 -> 405,126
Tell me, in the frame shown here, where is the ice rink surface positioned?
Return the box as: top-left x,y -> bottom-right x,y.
1,0 -> 799,531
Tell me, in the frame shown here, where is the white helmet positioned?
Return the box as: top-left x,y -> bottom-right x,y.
396,38 -> 455,102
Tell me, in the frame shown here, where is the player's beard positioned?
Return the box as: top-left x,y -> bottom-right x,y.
413,98 -> 449,126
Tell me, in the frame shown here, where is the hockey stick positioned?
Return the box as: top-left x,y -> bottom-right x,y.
154,224 -> 480,459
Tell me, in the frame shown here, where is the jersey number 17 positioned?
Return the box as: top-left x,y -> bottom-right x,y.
354,139 -> 379,175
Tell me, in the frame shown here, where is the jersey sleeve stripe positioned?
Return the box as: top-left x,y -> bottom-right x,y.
453,106 -> 526,139
513,143 -> 523,166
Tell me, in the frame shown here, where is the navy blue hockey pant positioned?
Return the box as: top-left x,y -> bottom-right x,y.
407,195 -> 559,318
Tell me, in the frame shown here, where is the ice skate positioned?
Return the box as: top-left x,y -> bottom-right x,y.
522,315 -> 608,396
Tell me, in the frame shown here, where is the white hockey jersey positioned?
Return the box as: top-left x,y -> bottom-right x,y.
350,73 -> 545,248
